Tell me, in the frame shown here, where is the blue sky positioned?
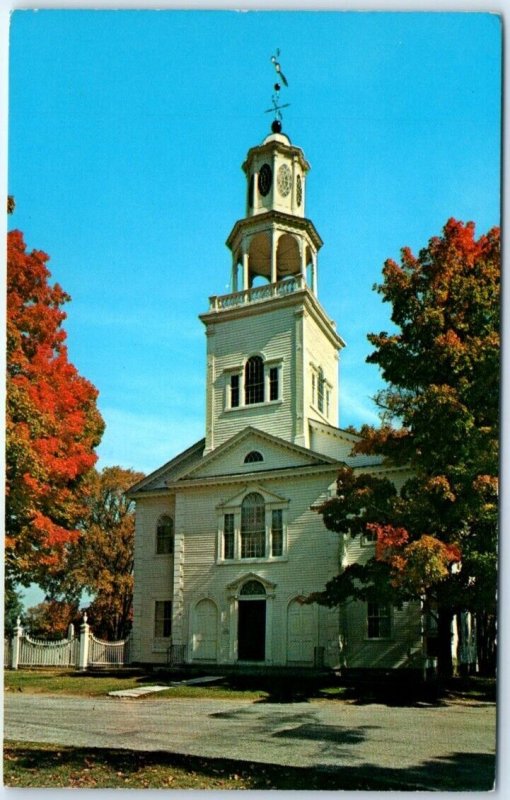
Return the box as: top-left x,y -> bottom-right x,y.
8,10 -> 501,481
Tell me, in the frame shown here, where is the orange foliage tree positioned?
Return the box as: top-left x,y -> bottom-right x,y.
6,228 -> 105,592
67,466 -> 144,640
313,219 -> 499,677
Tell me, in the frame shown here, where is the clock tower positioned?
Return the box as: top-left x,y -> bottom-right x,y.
200,121 -> 345,455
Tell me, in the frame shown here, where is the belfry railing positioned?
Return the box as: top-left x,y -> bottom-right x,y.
208,275 -> 306,311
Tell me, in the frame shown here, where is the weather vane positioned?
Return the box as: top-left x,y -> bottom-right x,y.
265,49 -> 290,133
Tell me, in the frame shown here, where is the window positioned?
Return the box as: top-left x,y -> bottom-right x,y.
240,579 -> 266,596
317,368 -> 325,413
241,492 -> 266,558
244,450 -> 263,464
367,603 -> 391,639
245,356 -> 264,404
361,529 -> 377,546
271,509 -> 283,556
230,374 -> 240,408
218,490 -> 287,562
269,367 -> 279,401
154,601 -> 172,638
311,372 -> 316,405
223,513 -> 235,559
156,515 -> 174,554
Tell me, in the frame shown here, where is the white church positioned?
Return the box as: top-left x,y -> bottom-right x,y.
128,116 -> 425,674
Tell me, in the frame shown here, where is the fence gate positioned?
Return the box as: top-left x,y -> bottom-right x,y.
88,632 -> 131,667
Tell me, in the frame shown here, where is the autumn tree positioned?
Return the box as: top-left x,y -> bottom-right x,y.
315,219 -> 499,677
65,467 -> 144,640
24,599 -> 80,641
6,228 -> 105,593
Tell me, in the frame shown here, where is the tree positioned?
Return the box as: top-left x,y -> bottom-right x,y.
24,600 -> 80,640
6,229 -> 105,592
314,219 -> 499,677
67,467 -> 144,640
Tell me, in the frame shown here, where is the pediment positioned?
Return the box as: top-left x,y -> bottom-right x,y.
216,483 -> 288,511
225,572 -> 277,598
181,427 -> 337,482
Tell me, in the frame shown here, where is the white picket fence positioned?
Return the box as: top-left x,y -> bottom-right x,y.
19,633 -> 80,668
5,614 -> 131,671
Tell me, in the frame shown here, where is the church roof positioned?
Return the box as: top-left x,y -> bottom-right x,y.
128,426 -> 343,495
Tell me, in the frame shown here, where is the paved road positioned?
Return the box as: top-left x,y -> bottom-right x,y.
4,693 -> 496,790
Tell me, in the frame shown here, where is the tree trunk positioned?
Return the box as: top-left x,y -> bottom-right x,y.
476,610 -> 497,677
437,606 -> 454,679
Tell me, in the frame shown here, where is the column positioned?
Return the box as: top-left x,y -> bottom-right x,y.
270,230 -> 278,285
311,253 -> 318,296
79,613 -> 90,671
231,258 -> 238,293
242,251 -> 249,292
10,617 -> 23,670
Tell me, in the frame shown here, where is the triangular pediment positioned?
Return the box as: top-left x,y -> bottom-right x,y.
128,438 -> 206,494
216,483 -> 288,511
180,426 -> 338,482
225,572 -> 277,597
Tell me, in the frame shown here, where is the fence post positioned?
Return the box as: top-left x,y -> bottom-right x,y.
10,617 -> 23,670
78,613 -> 90,671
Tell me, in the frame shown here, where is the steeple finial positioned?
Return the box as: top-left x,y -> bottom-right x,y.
265,49 -> 290,133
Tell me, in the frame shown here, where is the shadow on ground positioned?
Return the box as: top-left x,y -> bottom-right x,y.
3,742 -> 496,791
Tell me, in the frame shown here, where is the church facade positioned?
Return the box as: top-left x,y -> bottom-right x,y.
128,125 -> 424,673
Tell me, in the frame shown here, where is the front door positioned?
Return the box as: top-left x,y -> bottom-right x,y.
238,600 -> 266,661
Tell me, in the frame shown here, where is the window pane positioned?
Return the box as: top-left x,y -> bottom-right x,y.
224,513 -> 234,559
367,603 -> 390,638
244,450 -> 263,463
245,356 -> 264,405
155,601 -> 172,638
156,516 -> 174,554
269,367 -> 279,401
241,492 -> 265,558
271,509 -> 283,556
317,368 -> 325,413
231,374 -> 239,408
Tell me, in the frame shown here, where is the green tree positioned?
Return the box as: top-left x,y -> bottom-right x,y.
314,219 -> 499,677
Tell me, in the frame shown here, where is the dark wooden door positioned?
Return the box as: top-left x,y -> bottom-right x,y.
238,600 -> 266,661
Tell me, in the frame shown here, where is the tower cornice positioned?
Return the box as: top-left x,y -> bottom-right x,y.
226,210 -> 323,252
242,137 -> 310,175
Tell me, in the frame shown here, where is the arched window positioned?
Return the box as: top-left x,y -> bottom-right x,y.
245,356 -> 264,405
156,515 -> 174,554
244,450 -> 263,464
241,492 -> 265,558
240,579 -> 266,596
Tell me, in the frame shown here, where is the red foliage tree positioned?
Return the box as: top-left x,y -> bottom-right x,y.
314,219 -> 499,677
6,229 -> 104,590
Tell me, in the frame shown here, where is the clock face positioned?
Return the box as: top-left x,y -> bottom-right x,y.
258,163 -> 272,197
296,174 -> 303,207
277,164 -> 292,197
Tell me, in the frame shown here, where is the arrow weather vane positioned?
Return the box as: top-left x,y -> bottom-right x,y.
265,49 -> 290,133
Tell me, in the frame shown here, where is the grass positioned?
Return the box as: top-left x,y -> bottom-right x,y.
4,668 -> 268,700
2,740 -> 412,790
4,668 -> 496,704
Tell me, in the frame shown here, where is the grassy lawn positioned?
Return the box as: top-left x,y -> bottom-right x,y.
3,740 -> 409,790
4,669 -> 268,700
4,668 -> 496,704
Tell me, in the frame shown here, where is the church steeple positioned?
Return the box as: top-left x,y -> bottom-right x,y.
200,58 -> 344,455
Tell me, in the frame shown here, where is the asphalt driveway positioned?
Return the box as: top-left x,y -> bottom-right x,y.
4,692 -> 496,791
